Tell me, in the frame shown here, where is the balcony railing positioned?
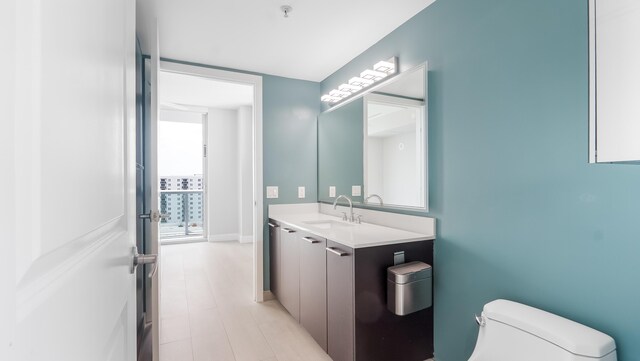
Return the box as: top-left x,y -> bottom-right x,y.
159,190 -> 204,239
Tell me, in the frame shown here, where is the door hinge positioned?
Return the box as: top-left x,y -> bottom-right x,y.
203,144 -> 207,158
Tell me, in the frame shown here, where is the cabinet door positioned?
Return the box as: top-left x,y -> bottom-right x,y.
268,220 -> 280,299
590,0 -> 640,162
326,240 -> 354,361
299,233 -> 327,351
280,226 -> 300,321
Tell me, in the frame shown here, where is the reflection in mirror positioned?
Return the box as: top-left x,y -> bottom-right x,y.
317,63 -> 427,212
364,65 -> 426,209
365,95 -> 424,208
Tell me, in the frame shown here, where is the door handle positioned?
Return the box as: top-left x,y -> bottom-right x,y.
326,247 -> 349,257
130,247 -> 158,278
282,228 -> 296,233
268,222 -> 279,228
302,236 -> 319,244
138,211 -> 169,223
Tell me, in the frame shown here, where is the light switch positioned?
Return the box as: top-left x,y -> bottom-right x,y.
329,186 -> 336,198
266,186 -> 279,199
298,186 -> 305,199
352,185 -> 361,197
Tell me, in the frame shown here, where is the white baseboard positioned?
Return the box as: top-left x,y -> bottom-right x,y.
262,291 -> 275,301
239,235 -> 253,243
208,233 -> 239,242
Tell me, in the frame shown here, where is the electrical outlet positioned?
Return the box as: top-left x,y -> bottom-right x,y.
298,186 -> 305,199
329,186 -> 336,198
352,185 -> 361,197
266,186 -> 279,199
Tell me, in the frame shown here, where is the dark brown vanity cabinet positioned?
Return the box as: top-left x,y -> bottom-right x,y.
353,240 -> 434,361
268,221 -> 280,299
326,240 -> 434,361
279,226 -> 300,321
268,218 -> 434,361
326,240 -> 355,361
299,232 -> 327,351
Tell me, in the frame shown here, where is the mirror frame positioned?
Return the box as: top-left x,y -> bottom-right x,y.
363,93 -> 426,210
318,62 -> 429,214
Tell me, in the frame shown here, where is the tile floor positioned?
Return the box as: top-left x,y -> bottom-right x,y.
159,241 -> 332,361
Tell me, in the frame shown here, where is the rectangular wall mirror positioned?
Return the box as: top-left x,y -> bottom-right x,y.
318,63 -> 428,212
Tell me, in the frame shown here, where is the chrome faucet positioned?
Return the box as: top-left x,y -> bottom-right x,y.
365,194 -> 384,206
333,194 -> 354,222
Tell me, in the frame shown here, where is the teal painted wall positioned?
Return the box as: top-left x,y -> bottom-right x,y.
262,75 -> 321,290
321,1 -> 640,360
317,98 -> 364,204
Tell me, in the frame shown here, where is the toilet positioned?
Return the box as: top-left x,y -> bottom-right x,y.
469,299 -> 617,361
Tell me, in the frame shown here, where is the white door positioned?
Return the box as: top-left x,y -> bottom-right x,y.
2,0 -> 138,360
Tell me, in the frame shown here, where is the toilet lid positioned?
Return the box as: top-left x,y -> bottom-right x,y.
483,299 -> 616,358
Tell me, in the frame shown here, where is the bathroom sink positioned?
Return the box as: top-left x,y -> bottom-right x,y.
302,220 -> 355,230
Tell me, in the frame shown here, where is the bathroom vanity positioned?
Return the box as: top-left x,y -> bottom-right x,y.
268,207 -> 435,361
267,60 -> 434,360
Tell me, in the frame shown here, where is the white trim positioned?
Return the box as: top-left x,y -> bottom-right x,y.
202,113 -> 209,239
239,235 -> 254,243
160,237 -> 208,245
208,233 -> 240,242
159,104 -> 208,113
365,92 -> 424,107
159,61 -> 264,303
361,63 -> 429,211
588,0 -> 597,163
262,290 -> 276,301
206,234 -> 253,243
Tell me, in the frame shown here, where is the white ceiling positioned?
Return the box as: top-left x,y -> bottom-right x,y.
138,0 -> 436,82
160,71 -> 253,110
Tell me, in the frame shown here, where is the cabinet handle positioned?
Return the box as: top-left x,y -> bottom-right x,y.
282,228 -> 296,233
268,222 -> 278,228
302,236 -> 319,244
326,247 -> 349,257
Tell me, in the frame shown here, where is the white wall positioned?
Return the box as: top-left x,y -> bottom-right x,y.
237,106 -> 254,242
207,108 -> 239,239
366,137 -> 384,197
206,107 -> 253,242
160,109 -> 202,123
383,131 -> 419,206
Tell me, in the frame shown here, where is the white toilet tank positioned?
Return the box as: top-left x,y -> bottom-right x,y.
468,299 -> 617,361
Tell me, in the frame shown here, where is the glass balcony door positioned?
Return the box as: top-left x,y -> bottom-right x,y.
157,110 -> 207,243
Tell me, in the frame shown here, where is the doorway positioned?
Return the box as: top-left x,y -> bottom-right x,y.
158,61 -> 265,301
155,62 -> 264,358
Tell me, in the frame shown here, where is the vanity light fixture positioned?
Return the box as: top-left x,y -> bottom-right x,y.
338,83 -> 362,93
373,60 -> 395,73
322,57 -> 398,104
330,89 -> 351,98
360,69 -> 388,81
348,77 -> 374,87
321,95 -> 341,102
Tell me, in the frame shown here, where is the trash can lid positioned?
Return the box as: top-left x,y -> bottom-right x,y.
387,261 -> 432,284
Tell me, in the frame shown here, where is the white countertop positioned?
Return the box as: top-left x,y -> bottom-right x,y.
269,212 -> 434,249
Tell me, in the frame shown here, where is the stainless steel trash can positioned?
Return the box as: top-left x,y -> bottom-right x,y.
387,261 -> 432,316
